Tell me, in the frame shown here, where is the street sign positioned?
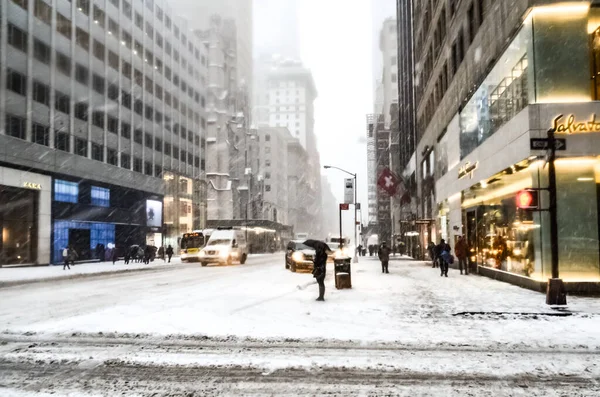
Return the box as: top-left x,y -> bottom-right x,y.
339,203 -> 350,210
344,178 -> 354,204
530,138 -> 566,151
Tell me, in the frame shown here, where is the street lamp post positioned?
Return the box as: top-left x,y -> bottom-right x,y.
324,165 -> 359,263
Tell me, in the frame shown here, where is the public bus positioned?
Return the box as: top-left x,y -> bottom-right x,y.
180,230 -> 213,262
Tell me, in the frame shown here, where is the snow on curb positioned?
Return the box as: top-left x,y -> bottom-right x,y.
0,264 -> 179,289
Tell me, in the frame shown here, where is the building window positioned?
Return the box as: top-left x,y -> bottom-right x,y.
265,172 -> 271,179
391,74 -> 397,83
391,55 -> 397,65
8,24 -> 27,52
56,13 -> 72,39
265,185 -> 271,192
34,39 -> 51,64
122,0 -> 131,17
7,69 -> 27,96
172,146 -> 179,160
75,64 -> 89,85
121,153 -> 131,169
76,27 -> 89,51
75,102 -> 88,121
32,123 -> 49,146
108,51 -> 119,70
33,81 -> 50,106
144,161 -> 153,176
92,74 -> 105,94
11,0 -> 27,10
265,159 -> 271,167
77,0 -> 90,16
54,180 -> 79,203
92,111 -> 104,129
134,129 -> 143,144
108,84 -> 119,101
93,40 -> 105,61
55,132 -> 69,152
108,18 -> 119,37
107,116 -> 118,134
6,115 -> 26,140
91,142 -> 103,161
107,148 -> 118,166
56,51 -> 71,76
265,134 -> 271,142
91,186 -> 110,207
75,137 -> 87,157
145,133 -> 153,149
121,122 -> 131,139
135,12 -> 143,30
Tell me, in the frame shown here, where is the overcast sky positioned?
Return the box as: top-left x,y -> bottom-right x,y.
296,0 -> 395,223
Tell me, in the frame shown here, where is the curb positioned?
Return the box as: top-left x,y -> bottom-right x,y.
0,264 -> 181,289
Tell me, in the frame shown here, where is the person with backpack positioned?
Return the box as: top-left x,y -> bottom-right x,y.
436,239 -> 451,277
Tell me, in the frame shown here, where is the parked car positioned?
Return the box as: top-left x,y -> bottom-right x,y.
285,240 -> 316,272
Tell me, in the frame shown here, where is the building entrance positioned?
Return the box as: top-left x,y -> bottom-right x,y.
69,229 -> 91,261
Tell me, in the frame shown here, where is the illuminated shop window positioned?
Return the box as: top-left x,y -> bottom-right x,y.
54,180 -> 79,203
91,186 -> 110,207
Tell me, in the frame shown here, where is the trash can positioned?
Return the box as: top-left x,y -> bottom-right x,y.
334,257 -> 352,289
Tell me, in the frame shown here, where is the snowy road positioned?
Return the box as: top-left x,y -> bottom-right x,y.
1,254 -> 600,395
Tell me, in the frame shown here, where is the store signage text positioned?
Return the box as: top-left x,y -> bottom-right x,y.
23,182 -> 42,190
552,114 -> 600,134
458,161 -> 478,179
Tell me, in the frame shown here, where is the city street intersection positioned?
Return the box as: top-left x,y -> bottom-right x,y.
1,255 -> 599,396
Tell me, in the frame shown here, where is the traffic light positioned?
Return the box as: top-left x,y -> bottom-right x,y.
516,189 -> 539,210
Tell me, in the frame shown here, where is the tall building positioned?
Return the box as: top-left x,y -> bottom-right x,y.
379,18 -> 399,128
199,16 -> 241,222
406,0 -> 600,289
256,126 -> 291,225
169,0 -> 253,98
371,0 -> 397,99
1,0 -> 207,265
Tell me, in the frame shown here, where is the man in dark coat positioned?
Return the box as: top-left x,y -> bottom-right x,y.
166,245 -> 174,263
312,245 -> 328,301
436,239 -> 451,277
427,241 -> 437,268
378,242 -> 391,274
455,236 -> 469,275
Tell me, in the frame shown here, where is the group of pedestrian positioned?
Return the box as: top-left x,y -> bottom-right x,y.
427,236 -> 470,277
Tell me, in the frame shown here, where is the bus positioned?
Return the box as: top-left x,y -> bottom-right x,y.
180,230 -> 213,262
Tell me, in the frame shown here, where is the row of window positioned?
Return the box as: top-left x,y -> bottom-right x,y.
5,114 -> 205,172
416,0 -> 487,137
11,0 -> 201,67
8,23 -> 205,121
6,68 -> 205,147
54,179 -> 110,207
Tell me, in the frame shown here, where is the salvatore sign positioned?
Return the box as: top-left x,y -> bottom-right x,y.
552,114 -> 600,134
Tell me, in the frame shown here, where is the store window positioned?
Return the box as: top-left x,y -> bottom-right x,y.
54,180 -> 79,203
459,24 -> 531,159
91,186 -> 110,207
0,185 -> 37,265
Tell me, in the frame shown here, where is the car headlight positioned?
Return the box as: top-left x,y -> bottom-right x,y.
292,252 -> 304,262
199,251 -> 206,257
219,250 -> 229,258
231,251 -> 239,257
334,249 -> 343,258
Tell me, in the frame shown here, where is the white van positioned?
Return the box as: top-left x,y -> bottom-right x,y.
199,228 -> 248,266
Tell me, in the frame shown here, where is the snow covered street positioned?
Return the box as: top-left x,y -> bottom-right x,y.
1,254 -> 600,395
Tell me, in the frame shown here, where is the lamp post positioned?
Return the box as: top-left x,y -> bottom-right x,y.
324,165 -> 359,263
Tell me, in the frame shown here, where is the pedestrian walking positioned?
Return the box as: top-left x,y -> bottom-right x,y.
62,246 -> 70,270
68,246 -> 78,268
143,245 -> 152,264
455,236 -> 469,275
158,246 -> 165,261
312,245 -> 328,301
111,247 -> 118,265
166,245 -> 174,263
378,242 -> 391,274
137,246 -> 144,263
436,239 -> 451,277
427,241 -> 437,268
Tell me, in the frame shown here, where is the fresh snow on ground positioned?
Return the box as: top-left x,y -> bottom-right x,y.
1,254 -> 599,350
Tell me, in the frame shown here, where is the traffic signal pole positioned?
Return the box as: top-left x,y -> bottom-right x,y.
546,128 -> 566,305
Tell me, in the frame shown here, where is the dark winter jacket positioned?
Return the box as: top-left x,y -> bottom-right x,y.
166,246 -> 174,256
378,245 -> 391,262
312,248 -> 327,278
455,238 -> 468,259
